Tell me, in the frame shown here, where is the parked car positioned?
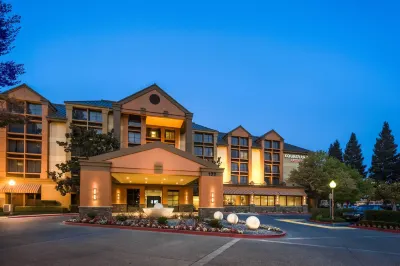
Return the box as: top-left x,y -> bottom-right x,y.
342,205 -> 384,221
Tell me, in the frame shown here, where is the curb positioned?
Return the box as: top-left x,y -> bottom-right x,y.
63,222 -> 286,239
349,225 -> 400,234
308,219 -> 350,226
7,213 -> 79,219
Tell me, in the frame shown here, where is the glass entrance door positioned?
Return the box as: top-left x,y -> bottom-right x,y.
147,196 -> 161,207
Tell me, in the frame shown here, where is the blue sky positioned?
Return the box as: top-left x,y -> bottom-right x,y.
6,0 -> 400,166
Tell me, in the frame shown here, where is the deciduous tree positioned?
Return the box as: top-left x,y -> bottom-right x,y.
375,182 -> 400,211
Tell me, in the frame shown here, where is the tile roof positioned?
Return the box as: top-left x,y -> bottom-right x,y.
192,123 -> 217,132
64,100 -> 114,108
48,104 -> 67,120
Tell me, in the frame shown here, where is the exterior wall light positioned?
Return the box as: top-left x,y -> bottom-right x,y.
117,192 -> 120,200
93,188 -> 97,200
275,195 -> 279,205
211,192 -> 215,203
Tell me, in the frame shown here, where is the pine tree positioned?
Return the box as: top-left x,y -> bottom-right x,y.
369,122 -> 398,182
344,132 -> 367,178
328,139 -> 343,162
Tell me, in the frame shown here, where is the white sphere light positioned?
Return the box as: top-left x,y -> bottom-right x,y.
213,211 -> 223,220
227,213 -> 239,224
154,203 -> 164,209
246,216 -> 260,230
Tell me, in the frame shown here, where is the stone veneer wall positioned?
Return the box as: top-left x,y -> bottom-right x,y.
199,208 -> 224,218
112,204 -> 146,213
79,206 -> 112,219
178,204 -> 194,212
223,205 -> 308,213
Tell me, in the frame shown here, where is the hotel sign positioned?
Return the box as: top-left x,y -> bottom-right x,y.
284,154 -> 307,163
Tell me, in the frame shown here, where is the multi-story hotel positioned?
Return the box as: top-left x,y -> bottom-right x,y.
0,84 -> 310,217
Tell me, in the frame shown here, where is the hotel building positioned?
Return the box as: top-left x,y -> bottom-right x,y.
0,84 -> 310,217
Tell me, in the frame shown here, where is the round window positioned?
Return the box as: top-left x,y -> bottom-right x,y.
149,94 -> 160,105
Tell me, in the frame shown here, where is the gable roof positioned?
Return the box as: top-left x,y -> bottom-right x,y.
118,84 -> 192,114
88,141 -> 220,169
192,122 -> 217,132
64,100 -> 114,108
256,129 -> 284,142
224,125 -> 252,137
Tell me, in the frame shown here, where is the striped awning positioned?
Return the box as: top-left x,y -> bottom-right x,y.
0,183 -> 41,194
223,187 -> 306,196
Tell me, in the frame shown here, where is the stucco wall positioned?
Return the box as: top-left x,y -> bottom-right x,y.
251,149 -> 262,184
283,153 -> 307,185
41,183 -> 71,207
48,122 -> 67,173
217,146 -> 229,183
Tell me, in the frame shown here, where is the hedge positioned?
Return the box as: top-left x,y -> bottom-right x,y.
356,220 -> 400,230
14,206 -> 68,213
364,210 -> 400,223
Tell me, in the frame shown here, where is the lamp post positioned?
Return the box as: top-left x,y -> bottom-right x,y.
329,180 -> 337,220
8,180 -> 16,215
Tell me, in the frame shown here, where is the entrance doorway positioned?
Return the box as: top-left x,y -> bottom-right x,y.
145,189 -> 162,207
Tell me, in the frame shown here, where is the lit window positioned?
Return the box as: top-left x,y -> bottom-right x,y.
231,137 -> 239,145
8,159 -> 24,172
147,128 -> 160,138
167,190 -> 179,207
239,150 -> 248,159
165,130 -> 175,140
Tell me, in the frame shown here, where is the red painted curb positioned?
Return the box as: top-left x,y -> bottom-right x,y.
349,225 -> 400,234
63,222 -> 286,239
7,213 -> 79,219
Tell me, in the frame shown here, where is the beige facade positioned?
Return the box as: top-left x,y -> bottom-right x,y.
0,83 -> 310,215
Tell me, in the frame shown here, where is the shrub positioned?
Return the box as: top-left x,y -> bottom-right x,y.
364,210 -> 400,223
116,214 -> 128,222
207,219 -> 222,229
357,220 -> 400,229
157,216 -> 168,225
311,208 -> 330,219
87,212 -> 97,219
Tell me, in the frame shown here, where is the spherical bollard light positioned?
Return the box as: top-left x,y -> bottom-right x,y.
154,203 -> 164,209
227,213 -> 239,225
213,211 -> 223,220
246,216 -> 260,230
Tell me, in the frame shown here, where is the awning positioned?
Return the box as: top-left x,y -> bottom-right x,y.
0,183 -> 41,194
223,187 -> 306,196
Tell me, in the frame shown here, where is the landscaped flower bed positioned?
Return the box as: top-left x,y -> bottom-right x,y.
352,220 -> 400,232
65,214 -> 284,237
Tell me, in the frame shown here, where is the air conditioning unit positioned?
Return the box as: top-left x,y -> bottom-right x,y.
3,204 -> 12,213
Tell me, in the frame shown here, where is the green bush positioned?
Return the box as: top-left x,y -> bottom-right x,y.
14,206 -> 67,213
87,212 -> 97,219
157,216 -> 168,225
207,219 -> 222,228
116,214 -> 128,221
364,210 -> 400,223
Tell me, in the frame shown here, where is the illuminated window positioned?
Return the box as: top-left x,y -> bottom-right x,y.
240,150 -> 248,159
8,159 -> 23,172
146,128 -> 160,138
253,196 -> 275,206
165,130 -> 175,140
167,190 -> 179,207
223,195 -> 249,206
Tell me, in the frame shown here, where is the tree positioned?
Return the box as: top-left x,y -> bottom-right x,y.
48,125 -> 120,196
375,182 -> 400,211
328,140 -> 343,162
369,122 -> 398,182
344,132 -> 367,178
288,151 -> 364,207
0,0 -> 25,127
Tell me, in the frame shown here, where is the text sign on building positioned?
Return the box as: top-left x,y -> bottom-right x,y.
284,154 -> 307,163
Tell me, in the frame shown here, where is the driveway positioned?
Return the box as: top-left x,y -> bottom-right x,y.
0,215 -> 399,265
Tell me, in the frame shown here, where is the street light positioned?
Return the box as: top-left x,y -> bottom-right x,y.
8,180 -> 16,215
329,180 -> 337,220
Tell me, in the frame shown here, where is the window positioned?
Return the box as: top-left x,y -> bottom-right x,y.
167,190 -> 179,207
204,147 -> 213,157
128,115 -> 141,127
9,124 -> 24,133
264,177 -> 270,185
8,102 -> 24,114
279,196 -> 302,206
127,189 -> 140,207
273,177 -> 280,185
240,176 -> 248,184
231,162 -> 239,171
146,128 -> 160,138
165,130 -> 175,140
279,196 -> 287,206
265,164 -> 271,173
272,165 -> 279,173
231,137 -> 239,145
273,153 -> 280,161
94,128 -> 102,134
128,132 -> 141,144
8,159 -> 23,172
239,150 -> 248,159
223,195 -> 249,206
204,134 -> 213,143
27,193 -> 35,199
287,196 -> 295,206
264,152 -> 271,161
295,197 -> 302,206
27,160 -> 41,173
265,140 -> 271,149
194,133 -> 203,143
27,141 -> 41,154
72,109 -> 87,120
231,149 -> 239,158
194,146 -> 203,156
240,163 -> 248,172
273,141 -> 280,149
89,111 -> 102,122
8,140 -> 24,153
27,123 -> 42,134
231,175 -> 238,184
253,196 -> 275,206
240,137 -> 248,146
27,103 -> 42,116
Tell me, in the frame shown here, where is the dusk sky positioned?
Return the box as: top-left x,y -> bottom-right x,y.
6,0 -> 400,166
